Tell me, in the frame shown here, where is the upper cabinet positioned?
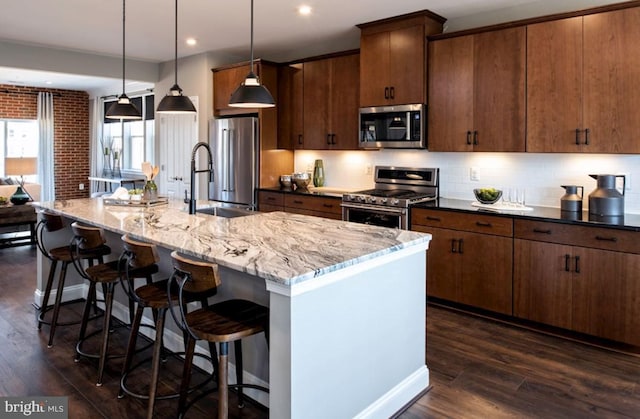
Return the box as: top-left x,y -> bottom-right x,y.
277,63 -> 303,149
428,27 -> 526,152
212,60 -> 278,117
302,53 -> 360,150
527,7 -> 640,153
358,11 -> 445,107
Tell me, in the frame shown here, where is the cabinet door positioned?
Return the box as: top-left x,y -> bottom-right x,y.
514,239 -> 573,329
329,54 -> 359,150
459,231 -> 513,315
473,27 -> 526,152
572,247 -> 640,345
157,111 -> 198,201
427,36 -> 474,151
527,17 -> 583,152
213,64 -> 251,116
388,25 -> 425,105
360,31 -> 390,107
421,226 -> 461,302
277,64 -> 304,149
583,7 -> 640,153
303,59 -> 331,149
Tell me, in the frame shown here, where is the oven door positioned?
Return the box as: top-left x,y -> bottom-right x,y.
342,203 -> 407,229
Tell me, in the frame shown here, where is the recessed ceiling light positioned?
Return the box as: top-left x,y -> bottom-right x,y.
186,38 -> 197,46
298,5 -> 312,16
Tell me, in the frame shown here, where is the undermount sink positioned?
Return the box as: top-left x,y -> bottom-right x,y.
195,206 -> 255,218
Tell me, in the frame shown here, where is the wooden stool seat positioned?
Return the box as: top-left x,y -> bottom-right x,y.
36,211 -> 111,348
169,251 -> 269,419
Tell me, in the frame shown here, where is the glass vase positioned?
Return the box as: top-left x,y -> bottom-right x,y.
143,180 -> 158,201
313,159 -> 325,187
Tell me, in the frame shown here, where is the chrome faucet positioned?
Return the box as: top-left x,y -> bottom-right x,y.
189,141 -> 214,215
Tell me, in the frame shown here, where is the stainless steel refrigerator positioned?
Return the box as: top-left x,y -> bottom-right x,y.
208,117 -> 259,209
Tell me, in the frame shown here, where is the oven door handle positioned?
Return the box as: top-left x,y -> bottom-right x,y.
341,203 -> 406,215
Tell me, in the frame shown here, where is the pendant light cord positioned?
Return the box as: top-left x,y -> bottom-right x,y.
121,0 -> 126,94
173,0 -> 178,86
250,0 -> 254,73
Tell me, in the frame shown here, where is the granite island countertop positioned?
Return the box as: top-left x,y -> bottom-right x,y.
34,198 -> 430,286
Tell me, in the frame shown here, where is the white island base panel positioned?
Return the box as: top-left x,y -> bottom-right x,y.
267,245 -> 429,419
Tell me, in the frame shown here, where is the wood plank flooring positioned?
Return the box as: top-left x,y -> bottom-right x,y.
2,245 -> 640,418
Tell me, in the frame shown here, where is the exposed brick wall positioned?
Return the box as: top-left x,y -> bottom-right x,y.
0,84 -> 90,199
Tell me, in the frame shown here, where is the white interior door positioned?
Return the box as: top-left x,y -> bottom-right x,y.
157,97 -> 199,201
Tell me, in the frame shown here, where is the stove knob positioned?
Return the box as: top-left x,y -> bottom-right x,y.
391,199 -> 400,205
369,197 -> 377,203
380,198 -> 388,204
357,196 -> 365,202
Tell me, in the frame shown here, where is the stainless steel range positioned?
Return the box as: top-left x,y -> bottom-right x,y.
342,166 -> 439,229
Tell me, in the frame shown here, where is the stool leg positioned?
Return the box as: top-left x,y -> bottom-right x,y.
219,342 -> 229,419
38,259 -> 58,330
47,261 -> 68,348
178,337 -> 197,419
118,304 -> 144,399
76,281 -> 97,362
234,340 -> 244,408
146,307 -> 167,419
96,282 -> 116,386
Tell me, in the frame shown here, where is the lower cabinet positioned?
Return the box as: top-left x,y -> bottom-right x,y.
258,191 -> 341,220
411,208 -> 513,315
514,219 -> 640,346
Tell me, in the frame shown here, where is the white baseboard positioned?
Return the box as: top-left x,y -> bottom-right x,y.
33,283 -> 86,307
353,366 -> 430,419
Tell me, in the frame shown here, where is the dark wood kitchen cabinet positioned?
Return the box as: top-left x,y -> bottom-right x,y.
527,7 -> 640,153
358,11 -> 445,107
514,219 -> 640,346
428,27 -> 526,152
277,63 -> 304,149
258,191 -> 341,220
213,60 -> 278,117
411,208 -> 513,315
258,190 -> 285,212
303,53 -> 360,150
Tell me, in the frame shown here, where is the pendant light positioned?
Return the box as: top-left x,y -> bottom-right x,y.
157,0 -> 196,114
106,0 -> 142,120
229,0 -> 275,108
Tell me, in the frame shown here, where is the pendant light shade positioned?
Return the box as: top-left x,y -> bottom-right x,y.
157,0 -> 196,114
229,0 -> 275,108
106,0 -> 141,120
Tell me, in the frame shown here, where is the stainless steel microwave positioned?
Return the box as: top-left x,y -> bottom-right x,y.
359,104 -> 426,149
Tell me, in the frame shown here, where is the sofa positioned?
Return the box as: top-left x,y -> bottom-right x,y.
0,182 -> 41,202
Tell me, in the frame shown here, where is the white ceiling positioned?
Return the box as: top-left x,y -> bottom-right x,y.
0,0 -> 631,91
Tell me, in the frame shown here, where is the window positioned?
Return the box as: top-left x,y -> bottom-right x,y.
0,119 -> 39,182
102,94 -> 154,174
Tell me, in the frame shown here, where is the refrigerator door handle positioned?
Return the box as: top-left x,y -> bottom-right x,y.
228,128 -> 235,192
221,128 -> 229,192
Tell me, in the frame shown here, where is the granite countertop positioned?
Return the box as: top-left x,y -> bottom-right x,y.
413,198 -> 640,231
33,198 -> 430,286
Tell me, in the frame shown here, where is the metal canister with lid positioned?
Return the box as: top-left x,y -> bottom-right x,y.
560,185 -> 583,212
588,174 -> 625,217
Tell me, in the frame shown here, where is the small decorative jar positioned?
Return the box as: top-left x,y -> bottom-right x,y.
313,159 -> 325,187
143,180 -> 158,201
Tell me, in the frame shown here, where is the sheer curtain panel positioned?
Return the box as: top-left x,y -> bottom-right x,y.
38,92 -> 55,201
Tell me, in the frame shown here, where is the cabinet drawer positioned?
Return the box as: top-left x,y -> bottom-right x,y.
411,208 -> 513,237
286,207 -> 342,220
258,191 -> 284,208
514,219 -> 640,254
284,195 -> 341,215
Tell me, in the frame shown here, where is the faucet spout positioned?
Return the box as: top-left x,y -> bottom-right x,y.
189,141 -> 214,215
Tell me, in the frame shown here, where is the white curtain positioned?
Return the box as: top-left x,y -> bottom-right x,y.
89,97 -> 103,195
37,92 -> 55,202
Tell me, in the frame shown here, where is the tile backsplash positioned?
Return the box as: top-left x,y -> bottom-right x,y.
294,150 -> 640,214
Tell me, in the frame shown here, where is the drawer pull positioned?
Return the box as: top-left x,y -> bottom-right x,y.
595,235 -> 617,242
533,228 -> 552,234
574,255 -> 581,273
322,203 -> 334,208
564,254 -> 571,272
458,238 -> 464,254
451,239 -> 457,253
293,200 -> 304,205
266,197 -> 276,201
426,216 -> 441,222
476,221 -> 492,227
466,131 -> 472,145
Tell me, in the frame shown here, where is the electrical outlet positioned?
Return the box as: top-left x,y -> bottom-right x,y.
470,167 -> 479,182
364,164 -> 372,175
79,183 -> 85,190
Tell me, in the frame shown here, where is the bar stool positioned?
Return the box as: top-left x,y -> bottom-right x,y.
117,235 -> 217,419
70,223 -> 157,386
35,211 -> 111,348
168,251 -> 269,419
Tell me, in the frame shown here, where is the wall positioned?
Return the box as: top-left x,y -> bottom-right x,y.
0,84 -> 90,199
294,150 -> 640,214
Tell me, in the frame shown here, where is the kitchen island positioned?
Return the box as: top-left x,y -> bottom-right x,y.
33,198 -> 432,418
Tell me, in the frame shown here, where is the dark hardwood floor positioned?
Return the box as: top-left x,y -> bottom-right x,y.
2,245 -> 640,418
